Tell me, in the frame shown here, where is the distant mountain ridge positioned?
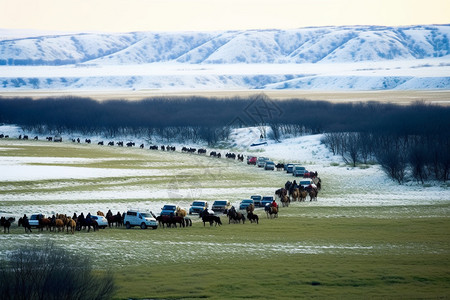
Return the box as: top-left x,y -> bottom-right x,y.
1,25 -> 449,66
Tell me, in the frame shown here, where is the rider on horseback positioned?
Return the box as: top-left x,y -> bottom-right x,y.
271,199 -> 278,208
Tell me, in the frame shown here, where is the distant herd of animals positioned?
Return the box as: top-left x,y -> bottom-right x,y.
1,133 -> 322,234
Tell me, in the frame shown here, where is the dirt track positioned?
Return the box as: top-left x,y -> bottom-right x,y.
1,90 -> 450,105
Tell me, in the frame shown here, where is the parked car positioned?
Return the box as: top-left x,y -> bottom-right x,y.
261,196 -> 274,207
29,214 -> 44,227
299,179 -> 313,188
264,161 -> 275,170
123,210 -> 158,229
189,201 -> 208,214
211,200 -> 232,213
91,215 -> 108,229
239,199 -> 254,210
293,166 -> 307,177
257,157 -> 269,168
160,204 -> 177,216
53,135 -> 62,142
247,156 -> 257,165
286,164 -> 295,173
250,195 -> 262,207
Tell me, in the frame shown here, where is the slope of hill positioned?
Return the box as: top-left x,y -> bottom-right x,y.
0,25 -> 449,91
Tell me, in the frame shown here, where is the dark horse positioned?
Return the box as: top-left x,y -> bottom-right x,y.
18,217 -> 32,233
199,210 -> 221,226
76,216 -> 98,232
1,216 -> 15,233
156,215 -> 185,228
106,212 -> 123,228
226,207 -> 245,224
247,212 -> 259,224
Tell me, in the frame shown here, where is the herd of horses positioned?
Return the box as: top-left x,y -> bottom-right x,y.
275,178 -> 322,207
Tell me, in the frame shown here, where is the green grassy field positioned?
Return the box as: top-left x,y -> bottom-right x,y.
0,140 -> 449,299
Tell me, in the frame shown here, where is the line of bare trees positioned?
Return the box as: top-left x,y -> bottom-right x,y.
1,95 -> 449,183
321,132 -> 450,184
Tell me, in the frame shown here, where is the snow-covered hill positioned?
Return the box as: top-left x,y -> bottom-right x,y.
2,25 -> 449,65
1,25 -> 449,91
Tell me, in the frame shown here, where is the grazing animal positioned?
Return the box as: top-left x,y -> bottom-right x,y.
265,205 -> 278,219
247,212 -> 259,224
276,163 -> 285,171
106,212 -> 123,227
1,217 -> 15,233
299,190 -> 308,202
97,211 -> 105,216
98,141 -> 104,145
18,217 -> 32,233
156,215 -> 185,228
226,207 -> 245,224
184,217 -> 192,227
176,207 -> 187,217
199,210 -> 218,227
212,215 -> 222,226
39,217 -> 51,231
281,195 -> 290,207
246,203 -> 255,213
309,189 -> 318,201
54,219 -> 65,232
66,218 -> 76,234
291,188 -> 300,202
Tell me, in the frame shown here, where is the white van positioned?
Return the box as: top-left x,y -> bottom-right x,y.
123,210 -> 158,229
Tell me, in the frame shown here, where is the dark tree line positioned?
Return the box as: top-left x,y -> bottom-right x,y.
1,95 -> 449,182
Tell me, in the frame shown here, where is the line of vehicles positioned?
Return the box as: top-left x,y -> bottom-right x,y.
248,156 -> 314,179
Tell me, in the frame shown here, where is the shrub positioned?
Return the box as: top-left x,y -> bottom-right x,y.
0,242 -> 115,300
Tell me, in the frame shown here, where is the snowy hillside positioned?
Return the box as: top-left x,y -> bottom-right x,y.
0,25 -> 449,91
2,25 -> 450,65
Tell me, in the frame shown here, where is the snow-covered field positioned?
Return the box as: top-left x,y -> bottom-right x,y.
0,124 -> 449,268
1,124 -> 449,220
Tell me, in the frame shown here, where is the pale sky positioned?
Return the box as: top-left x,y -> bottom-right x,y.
1,0 -> 449,33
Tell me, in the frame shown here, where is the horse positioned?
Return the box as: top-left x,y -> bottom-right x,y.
281,195 -> 290,207
275,188 -> 287,198
76,216 -> 98,232
246,203 -> 255,213
176,207 -> 187,218
54,219 -> 65,232
312,177 -> 322,190
184,217 -> 192,227
199,210 -> 215,227
97,211 -> 105,216
107,213 -> 122,228
309,189 -> 318,201
169,216 -> 185,228
265,205 -> 278,219
291,188 -> 300,202
39,217 -> 51,231
226,207 -> 245,224
299,189 -> 308,202
66,217 -> 76,234
0,217 -> 15,233
247,212 -> 259,224
18,217 -> 32,233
